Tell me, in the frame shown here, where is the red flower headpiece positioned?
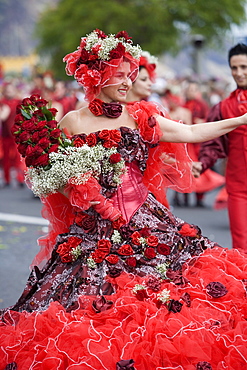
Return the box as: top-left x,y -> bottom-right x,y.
139,51 -> 158,82
63,29 -> 142,102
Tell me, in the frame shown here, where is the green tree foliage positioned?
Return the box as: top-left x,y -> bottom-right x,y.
35,0 -> 247,79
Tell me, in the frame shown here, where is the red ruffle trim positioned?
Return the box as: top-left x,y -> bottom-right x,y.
1,247 -> 247,369
127,101 -> 194,208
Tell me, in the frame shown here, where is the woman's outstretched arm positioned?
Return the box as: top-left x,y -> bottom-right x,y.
156,114 -> 246,143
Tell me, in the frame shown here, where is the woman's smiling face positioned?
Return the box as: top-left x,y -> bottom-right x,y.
98,62 -> 133,102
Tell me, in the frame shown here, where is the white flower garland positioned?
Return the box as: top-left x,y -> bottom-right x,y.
84,30 -> 142,61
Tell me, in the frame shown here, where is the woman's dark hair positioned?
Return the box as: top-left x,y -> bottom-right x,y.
228,43 -> 247,65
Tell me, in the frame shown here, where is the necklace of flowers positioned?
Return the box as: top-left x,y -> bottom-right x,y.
88,98 -> 122,118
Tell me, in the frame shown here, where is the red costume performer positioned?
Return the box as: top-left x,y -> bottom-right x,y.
199,89 -> 247,252
0,83 -> 25,186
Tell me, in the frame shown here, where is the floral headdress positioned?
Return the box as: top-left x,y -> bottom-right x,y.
63,29 -> 142,101
139,51 -> 158,82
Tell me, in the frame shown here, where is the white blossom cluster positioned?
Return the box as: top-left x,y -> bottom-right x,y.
141,50 -> 158,66
132,284 -> 146,294
26,143 -> 125,198
84,30 -> 142,61
157,288 -> 170,303
155,263 -> 169,279
111,230 -> 122,244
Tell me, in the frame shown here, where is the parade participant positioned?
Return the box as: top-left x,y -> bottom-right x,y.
1,30 -> 247,369
126,50 -> 157,102
0,82 -> 25,187
195,43 -> 247,252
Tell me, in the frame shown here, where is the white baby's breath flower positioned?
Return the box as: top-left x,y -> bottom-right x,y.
156,263 -> 169,279
157,289 -> 170,303
132,284 -> 146,294
26,142 -> 125,198
87,257 -> 97,269
71,245 -> 82,261
111,230 -> 122,244
139,237 -> 147,246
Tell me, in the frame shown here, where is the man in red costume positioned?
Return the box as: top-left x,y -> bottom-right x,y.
196,43 -> 247,253
0,82 -> 25,186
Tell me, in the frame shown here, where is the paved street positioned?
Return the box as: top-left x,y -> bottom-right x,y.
0,183 -> 231,309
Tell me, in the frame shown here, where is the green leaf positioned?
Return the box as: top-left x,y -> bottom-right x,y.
21,109 -> 32,120
41,106 -> 53,121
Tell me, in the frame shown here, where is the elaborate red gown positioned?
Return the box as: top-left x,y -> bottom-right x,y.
0,102 -> 247,370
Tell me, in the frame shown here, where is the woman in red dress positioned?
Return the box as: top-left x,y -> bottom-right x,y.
1,30 -> 247,370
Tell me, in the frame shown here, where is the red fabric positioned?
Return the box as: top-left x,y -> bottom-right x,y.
126,101 -> 194,208
1,247 -> 247,369
228,191 -> 247,252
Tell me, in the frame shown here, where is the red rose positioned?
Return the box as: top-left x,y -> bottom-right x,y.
75,213 -> 96,233
50,128 -> 62,139
38,137 -> 51,149
35,121 -> 47,130
112,215 -> 126,229
105,254 -> 119,264
157,243 -> 171,256
16,104 -> 23,114
97,239 -> 112,254
118,244 -> 134,256
33,109 -> 43,118
35,98 -> 49,108
25,156 -> 36,167
38,128 -> 49,138
33,153 -> 49,167
17,143 -> 28,156
88,98 -> 103,116
21,120 -> 37,132
11,124 -> 21,136
131,231 -> 141,245
110,129 -> 122,142
148,116 -> 157,128
98,129 -> 111,141
179,223 -> 198,237
167,299 -> 183,313
92,296 -> 113,313
139,227 -> 151,237
86,133 -> 97,146
109,43 -> 126,60
32,145 -> 44,156
115,31 -> 131,41
95,29 -> 107,39
103,139 -> 118,148
15,113 -> 24,123
60,252 -> 73,263
30,94 -> 43,103
32,131 -> 41,142
109,153 -> 121,164
135,289 -> 148,301
48,144 -> 59,153
68,236 -> 82,247
25,146 -> 37,157
48,108 -> 58,115
91,250 -> 107,263
126,257 -> 137,267
19,131 -> 31,142
73,137 -> 86,147
144,247 -> 156,259
47,120 -> 58,129
146,235 -> 159,247
22,98 -> 33,106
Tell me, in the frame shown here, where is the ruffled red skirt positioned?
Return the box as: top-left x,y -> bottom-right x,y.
1,247 -> 247,370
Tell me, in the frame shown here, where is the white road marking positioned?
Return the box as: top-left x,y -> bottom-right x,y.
0,212 -> 49,225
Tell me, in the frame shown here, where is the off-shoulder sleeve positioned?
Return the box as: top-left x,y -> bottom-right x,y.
126,101 -> 194,207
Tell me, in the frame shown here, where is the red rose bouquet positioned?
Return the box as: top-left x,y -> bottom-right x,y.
12,94 -> 125,222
